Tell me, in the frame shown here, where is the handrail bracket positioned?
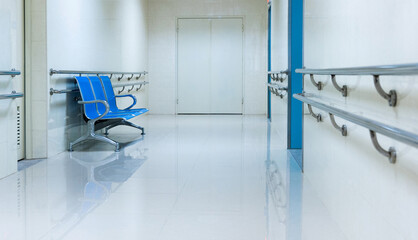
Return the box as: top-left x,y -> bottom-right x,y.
369,130 -> 396,164
329,113 -> 347,136
308,104 -> 322,122
310,74 -> 323,90
373,75 -> 397,107
331,75 -> 348,97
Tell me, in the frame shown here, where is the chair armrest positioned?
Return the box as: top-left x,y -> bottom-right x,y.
78,100 -> 110,121
116,94 -> 137,110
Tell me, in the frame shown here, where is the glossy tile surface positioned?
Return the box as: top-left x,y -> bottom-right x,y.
0,116 -> 345,240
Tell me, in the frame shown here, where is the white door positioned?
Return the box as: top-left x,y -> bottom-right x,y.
0,0 -> 25,178
177,19 -> 212,113
177,18 -> 243,114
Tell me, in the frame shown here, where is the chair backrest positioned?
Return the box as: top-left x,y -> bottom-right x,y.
89,76 -> 110,115
75,76 -> 100,120
99,76 -> 118,112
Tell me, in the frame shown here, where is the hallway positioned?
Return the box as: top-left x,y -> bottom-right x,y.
0,116 -> 343,240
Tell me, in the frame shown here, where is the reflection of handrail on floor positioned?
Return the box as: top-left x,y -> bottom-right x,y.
267,160 -> 287,223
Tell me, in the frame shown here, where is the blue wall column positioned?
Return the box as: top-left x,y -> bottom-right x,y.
267,4 -> 272,120
287,0 -> 304,151
287,2 -> 304,238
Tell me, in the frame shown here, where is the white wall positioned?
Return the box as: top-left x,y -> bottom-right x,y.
303,0 -> 418,239
270,0 -> 288,149
47,0 -> 149,156
25,0 -> 49,160
0,0 -> 24,178
148,0 -> 268,115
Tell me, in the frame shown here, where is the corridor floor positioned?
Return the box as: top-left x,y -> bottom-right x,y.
0,115 -> 346,240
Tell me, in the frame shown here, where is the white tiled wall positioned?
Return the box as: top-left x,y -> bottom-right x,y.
303,0 -> 418,239
148,0 -> 268,115
0,0 -> 24,178
47,0 -> 149,156
270,0 -> 288,149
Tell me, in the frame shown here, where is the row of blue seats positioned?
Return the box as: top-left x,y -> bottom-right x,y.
70,76 -> 148,151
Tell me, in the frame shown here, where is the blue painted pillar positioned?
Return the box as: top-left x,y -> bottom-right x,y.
287,0 -> 304,150
267,5 -> 272,120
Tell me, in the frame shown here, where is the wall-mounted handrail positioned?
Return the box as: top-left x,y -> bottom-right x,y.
267,83 -> 288,99
112,81 -> 149,89
296,63 -> 418,106
0,69 -> 21,77
268,70 -> 289,83
50,69 -> 148,77
0,91 -> 24,100
296,63 -> 418,76
49,88 -> 79,96
50,81 -> 150,96
115,81 -> 149,94
294,93 -> 418,164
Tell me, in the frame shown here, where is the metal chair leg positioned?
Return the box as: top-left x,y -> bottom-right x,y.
104,120 -> 145,136
70,120 -> 121,152
91,134 -> 120,152
121,120 -> 145,135
69,135 -> 89,151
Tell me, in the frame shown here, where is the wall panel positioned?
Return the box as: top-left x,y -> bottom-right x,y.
303,0 -> 418,239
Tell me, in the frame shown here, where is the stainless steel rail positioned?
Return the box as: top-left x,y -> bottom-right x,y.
114,81 -> 149,94
267,83 -> 288,99
49,88 -> 79,96
0,69 -> 21,77
296,63 -> 418,106
296,63 -> 418,76
268,70 -> 289,83
50,69 -> 148,77
294,93 -> 418,163
50,81 -> 149,96
112,81 -> 149,88
0,91 -> 24,100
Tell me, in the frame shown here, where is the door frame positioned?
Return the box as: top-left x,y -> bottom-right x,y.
175,16 -> 245,115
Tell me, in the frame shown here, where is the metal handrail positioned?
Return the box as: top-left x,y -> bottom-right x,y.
49,88 -> 79,96
267,83 -> 288,99
268,70 -> 289,83
296,63 -> 418,106
50,69 -> 148,76
50,81 -> 150,96
268,70 -> 289,75
296,63 -> 418,76
294,93 -> 418,163
112,81 -> 149,88
0,69 -> 21,77
267,83 -> 287,91
0,91 -> 24,100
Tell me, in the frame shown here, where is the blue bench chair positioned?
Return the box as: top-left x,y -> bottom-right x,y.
93,76 -> 148,135
70,76 -> 148,152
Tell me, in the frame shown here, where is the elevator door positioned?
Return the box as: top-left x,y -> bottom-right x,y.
177,18 -> 243,114
0,0 -> 25,178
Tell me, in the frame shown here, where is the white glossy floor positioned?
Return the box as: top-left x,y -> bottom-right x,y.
0,115 -> 345,240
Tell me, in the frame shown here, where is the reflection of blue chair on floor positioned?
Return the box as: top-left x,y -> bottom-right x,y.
69,76 -> 148,152
48,149 -> 147,239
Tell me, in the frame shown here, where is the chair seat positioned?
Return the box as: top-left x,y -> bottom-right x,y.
110,108 -> 149,117
101,112 -> 136,120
